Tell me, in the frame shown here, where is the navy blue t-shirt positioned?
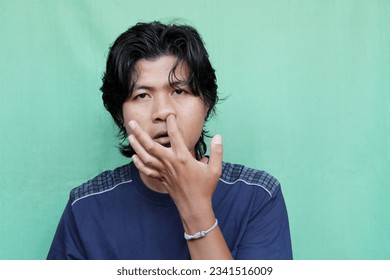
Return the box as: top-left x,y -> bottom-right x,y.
47,162 -> 292,259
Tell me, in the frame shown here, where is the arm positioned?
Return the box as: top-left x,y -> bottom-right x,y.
129,115 -> 232,260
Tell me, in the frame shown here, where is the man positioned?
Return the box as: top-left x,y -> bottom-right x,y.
47,21 -> 292,260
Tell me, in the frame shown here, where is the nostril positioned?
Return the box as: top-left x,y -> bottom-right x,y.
152,110 -> 176,123
152,99 -> 176,122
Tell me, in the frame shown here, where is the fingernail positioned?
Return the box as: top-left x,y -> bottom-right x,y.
128,134 -> 134,144
213,134 -> 222,144
129,120 -> 136,130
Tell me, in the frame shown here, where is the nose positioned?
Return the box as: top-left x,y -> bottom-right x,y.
151,95 -> 176,122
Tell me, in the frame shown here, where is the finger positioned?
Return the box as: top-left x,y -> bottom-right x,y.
166,115 -> 187,153
132,154 -> 162,179
208,134 -> 223,177
128,134 -> 164,171
128,120 -> 165,158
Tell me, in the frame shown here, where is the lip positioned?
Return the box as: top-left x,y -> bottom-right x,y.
153,132 -> 171,147
153,130 -> 168,139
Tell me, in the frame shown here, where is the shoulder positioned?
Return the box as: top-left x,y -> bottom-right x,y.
70,163 -> 132,205
220,162 -> 281,197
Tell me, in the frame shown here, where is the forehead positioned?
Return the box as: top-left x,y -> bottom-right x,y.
133,55 -> 189,84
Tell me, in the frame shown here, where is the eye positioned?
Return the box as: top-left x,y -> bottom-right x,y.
134,93 -> 149,99
173,88 -> 185,95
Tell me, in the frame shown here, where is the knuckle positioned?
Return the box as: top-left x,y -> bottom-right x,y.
214,148 -> 223,157
168,129 -> 178,140
144,169 -> 154,177
143,155 -> 153,165
144,141 -> 155,152
176,153 -> 188,164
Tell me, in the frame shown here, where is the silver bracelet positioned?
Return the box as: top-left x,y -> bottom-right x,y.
184,219 -> 218,241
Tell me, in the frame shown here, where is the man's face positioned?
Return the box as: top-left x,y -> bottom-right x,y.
122,55 -> 209,158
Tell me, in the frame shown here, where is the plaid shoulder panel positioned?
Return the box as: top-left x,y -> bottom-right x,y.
70,163 -> 132,205
220,162 -> 280,197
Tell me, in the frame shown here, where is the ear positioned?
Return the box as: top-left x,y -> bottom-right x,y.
199,92 -> 212,120
115,113 -> 124,128
204,104 -> 212,120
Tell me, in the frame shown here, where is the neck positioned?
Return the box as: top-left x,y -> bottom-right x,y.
137,156 -> 209,193
139,172 -> 168,193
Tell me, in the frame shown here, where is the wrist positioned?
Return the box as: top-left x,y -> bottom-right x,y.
179,205 -> 216,236
184,219 -> 218,240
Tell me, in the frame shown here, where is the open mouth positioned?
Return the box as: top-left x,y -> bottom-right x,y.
155,138 -> 171,148
153,132 -> 171,148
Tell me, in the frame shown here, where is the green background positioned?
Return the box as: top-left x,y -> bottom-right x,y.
1,0 -> 389,260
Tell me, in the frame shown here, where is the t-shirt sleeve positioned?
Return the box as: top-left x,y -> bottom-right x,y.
234,186 -> 293,260
47,201 -> 86,260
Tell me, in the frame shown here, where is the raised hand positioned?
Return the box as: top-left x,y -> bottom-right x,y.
128,114 -> 223,217
128,114 -> 231,259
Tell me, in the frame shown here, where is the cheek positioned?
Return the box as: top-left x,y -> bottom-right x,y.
122,103 -> 152,136
122,103 -> 135,135
186,107 -> 208,138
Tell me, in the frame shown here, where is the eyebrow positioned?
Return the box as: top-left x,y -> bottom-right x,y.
170,80 -> 189,88
133,85 -> 154,91
132,81 -> 189,92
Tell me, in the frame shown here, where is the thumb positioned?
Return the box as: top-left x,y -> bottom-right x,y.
208,134 -> 223,176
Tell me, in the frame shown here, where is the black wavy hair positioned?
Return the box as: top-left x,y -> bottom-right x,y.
101,21 -> 218,159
